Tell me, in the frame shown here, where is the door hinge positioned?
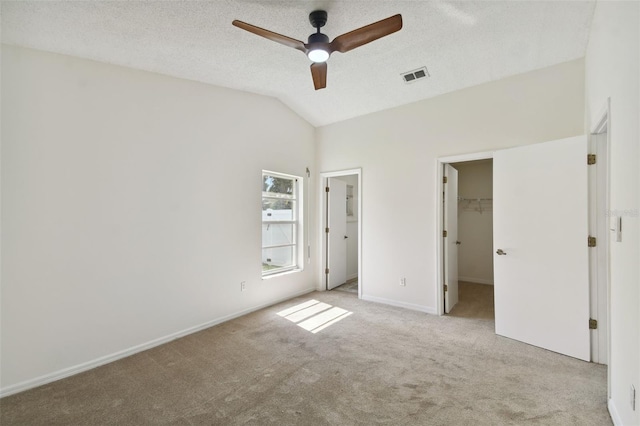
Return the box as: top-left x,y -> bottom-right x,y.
325,227 -> 329,233
589,318 -> 598,330
444,284 -> 448,292
443,176 -> 448,184
325,186 -> 330,192
443,230 -> 448,238
325,268 -> 329,275
588,236 -> 597,247
587,154 -> 596,165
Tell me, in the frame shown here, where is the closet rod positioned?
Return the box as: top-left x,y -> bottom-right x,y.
457,197 -> 493,201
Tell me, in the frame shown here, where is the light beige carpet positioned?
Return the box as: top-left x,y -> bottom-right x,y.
333,278 -> 358,294
448,281 -> 495,320
0,290 -> 610,425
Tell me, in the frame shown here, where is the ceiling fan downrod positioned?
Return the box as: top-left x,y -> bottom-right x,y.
308,10 -> 329,45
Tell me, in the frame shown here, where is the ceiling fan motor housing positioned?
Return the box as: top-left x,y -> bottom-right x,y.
308,32 -> 329,44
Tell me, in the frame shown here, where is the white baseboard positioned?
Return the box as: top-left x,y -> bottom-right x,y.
361,294 -> 437,315
607,398 -> 623,425
347,273 -> 358,281
459,276 -> 494,285
0,287 -> 316,398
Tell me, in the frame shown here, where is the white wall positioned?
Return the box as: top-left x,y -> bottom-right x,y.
317,59 -> 585,313
454,161 -> 493,285
585,2 -> 639,424
0,45 -> 317,394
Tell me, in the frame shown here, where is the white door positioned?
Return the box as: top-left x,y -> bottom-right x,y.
493,135 -> 590,361
327,177 -> 347,290
444,164 -> 459,313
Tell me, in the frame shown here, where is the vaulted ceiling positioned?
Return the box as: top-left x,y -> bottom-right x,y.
1,1 -> 596,126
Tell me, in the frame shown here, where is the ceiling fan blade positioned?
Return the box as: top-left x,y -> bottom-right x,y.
329,14 -> 402,54
310,62 -> 327,90
232,20 -> 307,53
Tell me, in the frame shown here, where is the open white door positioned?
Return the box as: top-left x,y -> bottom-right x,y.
493,135 -> 590,361
327,177 -> 347,290
444,164 -> 459,313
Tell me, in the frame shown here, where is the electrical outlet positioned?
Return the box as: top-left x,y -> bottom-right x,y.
241,281 -> 246,292
631,384 -> 636,411
400,278 -> 406,286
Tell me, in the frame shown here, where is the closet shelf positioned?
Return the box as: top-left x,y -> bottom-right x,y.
458,196 -> 493,214
458,197 -> 493,202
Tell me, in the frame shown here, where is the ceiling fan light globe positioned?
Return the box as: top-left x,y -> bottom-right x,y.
308,48 -> 329,63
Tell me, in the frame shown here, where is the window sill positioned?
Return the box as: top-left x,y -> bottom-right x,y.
262,268 -> 302,280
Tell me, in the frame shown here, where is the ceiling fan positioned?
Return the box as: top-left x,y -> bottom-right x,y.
232,11 -> 403,90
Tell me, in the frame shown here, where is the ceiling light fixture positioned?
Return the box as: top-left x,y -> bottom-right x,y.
307,48 -> 329,63
306,25 -> 330,62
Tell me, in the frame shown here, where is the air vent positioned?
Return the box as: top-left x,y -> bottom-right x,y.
401,66 -> 430,84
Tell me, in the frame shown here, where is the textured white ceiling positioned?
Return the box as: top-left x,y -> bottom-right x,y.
1,1 -> 595,126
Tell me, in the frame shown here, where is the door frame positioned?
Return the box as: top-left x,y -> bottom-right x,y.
319,168 -> 363,298
436,151 -> 494,316
589,98 -> 611,378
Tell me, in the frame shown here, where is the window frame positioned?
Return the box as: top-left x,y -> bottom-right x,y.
261,170 -> 303,277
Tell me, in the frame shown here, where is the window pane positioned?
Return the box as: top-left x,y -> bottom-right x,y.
263,175 -> 295,197
262,199 -> 295,221
261,171 -> 301,276
262,223 -> 295,247
262,246 -> 295,272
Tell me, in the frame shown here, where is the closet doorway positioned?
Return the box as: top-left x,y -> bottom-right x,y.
445,159 -> 495,319
438,135 -> 605,362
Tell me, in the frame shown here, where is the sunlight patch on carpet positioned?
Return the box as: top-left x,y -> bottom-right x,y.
277,300 -> 353,333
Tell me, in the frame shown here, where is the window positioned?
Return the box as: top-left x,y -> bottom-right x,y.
346,184 -> 354,217
262,171 -> 302,276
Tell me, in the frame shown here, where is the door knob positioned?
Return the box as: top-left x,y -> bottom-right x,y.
496,249 -> 507,255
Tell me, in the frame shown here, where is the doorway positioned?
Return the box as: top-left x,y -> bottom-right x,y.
445,158 -> 495,320
320,169 -> 362,298
437,133 -> 610,364
445,160 -> 495,319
